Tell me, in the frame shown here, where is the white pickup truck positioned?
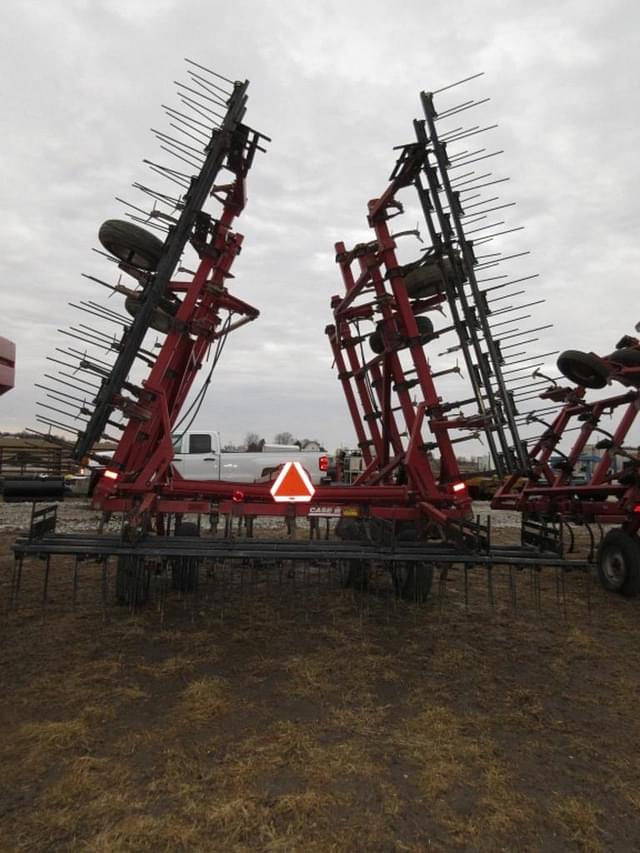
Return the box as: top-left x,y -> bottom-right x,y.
171,431 -> 330,484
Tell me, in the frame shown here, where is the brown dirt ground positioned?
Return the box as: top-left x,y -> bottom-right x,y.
1,515 -> 640,852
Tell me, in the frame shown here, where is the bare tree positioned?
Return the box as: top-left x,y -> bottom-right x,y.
273,431 -> 296,446
244,431 -> 264,452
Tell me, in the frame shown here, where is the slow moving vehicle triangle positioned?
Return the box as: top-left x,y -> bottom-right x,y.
270,461 -> 315,503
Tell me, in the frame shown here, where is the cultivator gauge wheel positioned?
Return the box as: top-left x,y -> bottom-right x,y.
597,529 -> 640,597
171,521 -> 200,592
557,350 -> 610,389
391,562 -> 434,602
98,220 -> 165,271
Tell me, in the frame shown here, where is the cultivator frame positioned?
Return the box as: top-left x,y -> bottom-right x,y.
325,80 -> 543,531
10,68 -> 631,611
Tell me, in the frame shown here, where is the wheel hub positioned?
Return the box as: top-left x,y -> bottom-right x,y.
602,548 -> 626,587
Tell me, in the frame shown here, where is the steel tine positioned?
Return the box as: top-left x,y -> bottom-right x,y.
457,174 -> 508,193
450,149 -> 503,170
490,289 -> 526,303
147,165 -> 190,190
463,195 -> 500,210
466,219 -> 505,236
169,121 -> 210,148
162,104 -> 212,132
132,182 -> 183,207
184,58 -> 235,89
483,274 -> 540,294
158,144 -> 203,171
474,225 -> 525,244
151,128 -> 204,157
35,416 -> 81,435
175,79 -> 226,112
37,401 -> 90,421
35,383 -> 87,404
179,96 -> 223,127
186,71 -> 231,107
166,114 -> 210,142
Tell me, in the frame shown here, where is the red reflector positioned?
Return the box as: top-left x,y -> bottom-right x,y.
232,489 -> 245,503
104,469 -> 119,481
452,481 -> 466,493
633,504 -> 640,513
319,455 -> 329,471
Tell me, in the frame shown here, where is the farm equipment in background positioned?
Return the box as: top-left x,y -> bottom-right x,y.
10,66 -> 630,611
493,333 -> 640,595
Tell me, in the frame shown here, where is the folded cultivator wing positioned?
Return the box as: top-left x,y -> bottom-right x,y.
32,60 -> 268,522
328,74 -> 551,529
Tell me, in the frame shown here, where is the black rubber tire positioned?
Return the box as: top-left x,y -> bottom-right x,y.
124,294 -> 176,335
597,529 -> 640,596
609,348 -> 640,367
413,315 -> 435,343
557,350 -> 610,389
369,329 -> 385,354
99,220 -> 164,271
369,315 -> 435,355
337,559 -> 370,591
115,556 -> 150,607
172,521 -> 200,592
404,256 -> 463,299
335,518 -> 366,541
391,527 -> 434,602
334,519 -> 369,589
392,562 -> 434,602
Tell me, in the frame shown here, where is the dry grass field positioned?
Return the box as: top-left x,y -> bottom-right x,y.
1,506 -> 640,852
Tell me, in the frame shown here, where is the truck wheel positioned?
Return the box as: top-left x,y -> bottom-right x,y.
172,521 -> 200,592
557,350 -> 610,389
98,220 -> 165,271
597,529 -> 640,596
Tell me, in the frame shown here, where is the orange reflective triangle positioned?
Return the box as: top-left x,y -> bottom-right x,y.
271,461 -> 315,502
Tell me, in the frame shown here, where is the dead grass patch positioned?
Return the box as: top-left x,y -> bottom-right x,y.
554,795 -> 603,851
177,676 -> 230,722
138,654 -> 195,677
13,717 -> 90,753
394,705 -> 527,844
83,813 -> 200,853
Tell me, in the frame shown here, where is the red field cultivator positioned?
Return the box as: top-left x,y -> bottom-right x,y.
493,335 -> 640,595
9,66 -> 627,610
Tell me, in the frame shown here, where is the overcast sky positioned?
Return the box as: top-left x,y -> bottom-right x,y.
1,0 -> 639,455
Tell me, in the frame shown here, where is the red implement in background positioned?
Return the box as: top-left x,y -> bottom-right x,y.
0,337 -> 15,395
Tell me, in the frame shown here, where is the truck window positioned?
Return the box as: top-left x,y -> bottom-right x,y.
189,433 -> 211,454
171,434 -> 183,451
